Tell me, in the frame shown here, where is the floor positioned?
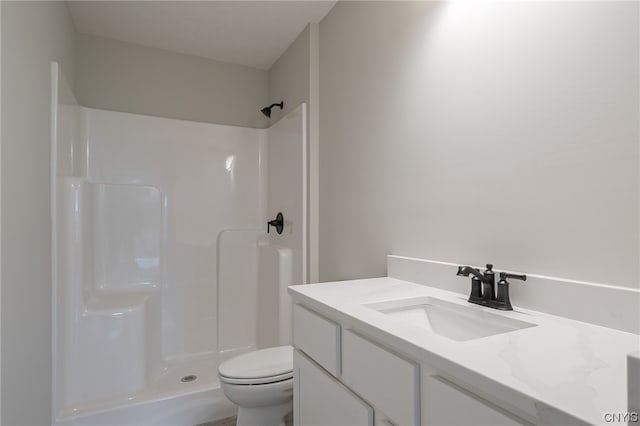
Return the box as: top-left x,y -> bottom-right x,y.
198,412 -> 293,426
198,416 -> 237,426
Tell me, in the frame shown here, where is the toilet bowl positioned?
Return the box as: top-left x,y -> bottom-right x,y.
218,345 -> 294,426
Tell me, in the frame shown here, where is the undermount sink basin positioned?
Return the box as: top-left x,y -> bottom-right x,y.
364,296 -> 536,341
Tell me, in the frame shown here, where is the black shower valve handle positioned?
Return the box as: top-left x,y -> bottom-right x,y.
267,212 -> 284,235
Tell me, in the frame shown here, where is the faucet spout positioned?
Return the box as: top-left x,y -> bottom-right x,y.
457,265 -> 490,283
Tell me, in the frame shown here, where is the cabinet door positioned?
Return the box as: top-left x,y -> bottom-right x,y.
293,304 -> 341,376
423,376 -> 530,426
342,329 -> 420,425
294,349 -> 373,426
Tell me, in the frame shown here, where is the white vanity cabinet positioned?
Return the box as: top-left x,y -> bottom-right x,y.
293,304 -> 341,376
341,329 -> 420,425
294,349 -> 373,425
422,375 -> 530,426
293,302 -> 531,426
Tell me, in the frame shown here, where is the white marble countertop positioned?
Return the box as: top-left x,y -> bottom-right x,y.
288,278 -> 640,426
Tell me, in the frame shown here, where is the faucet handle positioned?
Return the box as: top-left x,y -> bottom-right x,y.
499,272 -> 526,281
494,272 -> 526,311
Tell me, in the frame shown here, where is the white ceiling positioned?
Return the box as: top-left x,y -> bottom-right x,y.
68,1 -> 336,70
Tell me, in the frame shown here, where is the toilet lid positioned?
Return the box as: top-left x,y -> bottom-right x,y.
218,345 -> 293,384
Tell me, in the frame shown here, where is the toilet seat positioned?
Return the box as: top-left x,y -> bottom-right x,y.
219,371 -> 293,385
218,345 -> 293,386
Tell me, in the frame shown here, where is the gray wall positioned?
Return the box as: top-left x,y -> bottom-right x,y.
268,25 -> 310,124
319,1 -> 639,289
1,2 -> 77,424
76,33 -> 269,128
268,23 -> 320,282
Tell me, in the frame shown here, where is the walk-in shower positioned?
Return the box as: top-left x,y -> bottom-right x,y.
50,63 -> 307,425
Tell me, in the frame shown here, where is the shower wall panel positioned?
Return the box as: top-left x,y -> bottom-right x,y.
217,230 -> 261,354
60,180 -> 159,406
265,104 -> 307,345
83,108 -> 266,360
93,184 -> 161,293
266,103 -> 306,284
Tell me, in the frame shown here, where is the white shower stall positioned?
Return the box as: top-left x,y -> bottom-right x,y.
50,63 -> 307,425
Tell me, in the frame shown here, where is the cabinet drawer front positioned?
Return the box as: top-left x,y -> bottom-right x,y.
294,349 -> 373,426
342,329 -> 420,425
293,304 -> 341,376
424,376 -> 529,426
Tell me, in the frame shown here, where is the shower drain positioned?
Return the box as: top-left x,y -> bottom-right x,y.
181,375 -> 197,383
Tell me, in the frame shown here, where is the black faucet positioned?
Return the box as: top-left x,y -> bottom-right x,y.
457,264 -> 495,305
456,264 -> 526,310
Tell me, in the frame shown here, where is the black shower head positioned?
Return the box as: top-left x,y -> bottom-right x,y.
260,102 -> 284,118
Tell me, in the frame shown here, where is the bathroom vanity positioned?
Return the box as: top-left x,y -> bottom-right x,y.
288,268 -> 639,425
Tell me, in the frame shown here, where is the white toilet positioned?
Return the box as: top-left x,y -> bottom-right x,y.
218,345 -> 294,426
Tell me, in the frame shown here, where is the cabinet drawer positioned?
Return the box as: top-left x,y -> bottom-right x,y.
423,376 -> 529,425
293,304 -> 341,376
342,329 -> 420,425
295,349 -> 373,426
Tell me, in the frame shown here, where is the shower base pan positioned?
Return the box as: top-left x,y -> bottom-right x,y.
55,357 -> 236,426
